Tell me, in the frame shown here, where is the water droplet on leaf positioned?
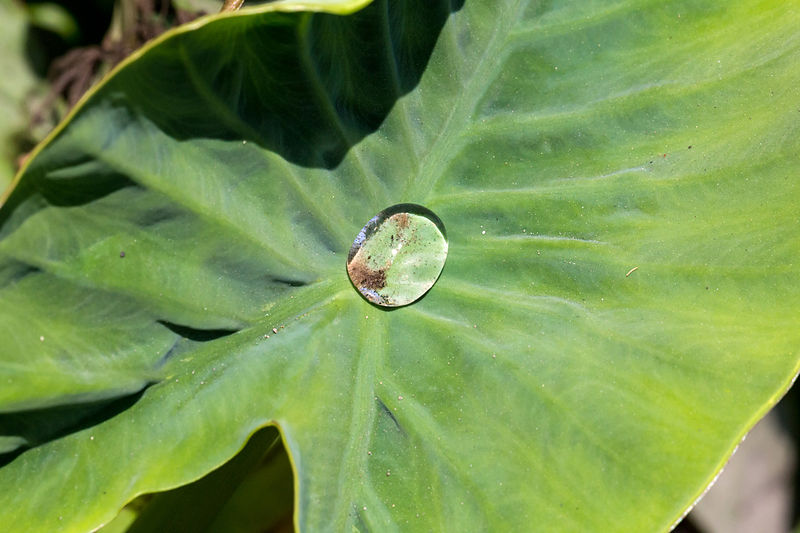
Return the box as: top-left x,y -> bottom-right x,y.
347,204 -> 447,307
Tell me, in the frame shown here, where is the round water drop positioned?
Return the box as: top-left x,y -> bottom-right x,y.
347,204 -> 447,307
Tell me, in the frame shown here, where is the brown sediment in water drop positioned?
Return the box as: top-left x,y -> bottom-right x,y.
347,259 -> 386,291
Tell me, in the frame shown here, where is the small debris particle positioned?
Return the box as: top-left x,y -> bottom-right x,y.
625,266 -> 639,277
272,328 -> 278,334
367,451 -> 372,455
263,334 -> 270,339
398,395 -> 404,401
688,145 -> 692,149
119,251 -> 125,258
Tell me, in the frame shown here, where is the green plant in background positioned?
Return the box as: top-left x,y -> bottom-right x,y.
0,0 -> 798,531
0,1 -> 38,189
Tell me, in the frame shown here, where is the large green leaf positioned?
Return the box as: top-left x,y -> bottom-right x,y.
1,0 -> 799,531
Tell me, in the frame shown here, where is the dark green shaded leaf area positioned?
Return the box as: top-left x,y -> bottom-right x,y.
1,0 -> 799,531
108,426 -> 294,533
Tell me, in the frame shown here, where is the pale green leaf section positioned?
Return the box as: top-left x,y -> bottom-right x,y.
0,0 -> 798,532
172,0 -> 222,13
251,0 -> 372,12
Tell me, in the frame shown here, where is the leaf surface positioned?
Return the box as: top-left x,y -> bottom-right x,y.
0,0 -> 799,531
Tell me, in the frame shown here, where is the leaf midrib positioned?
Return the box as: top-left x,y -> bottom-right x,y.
407,0 -> 525,199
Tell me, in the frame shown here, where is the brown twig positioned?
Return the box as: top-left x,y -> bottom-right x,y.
220,0 -> 245,12
30,0 -> 204,131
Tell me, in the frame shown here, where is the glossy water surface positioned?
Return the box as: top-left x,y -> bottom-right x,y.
346,204 -> 447,307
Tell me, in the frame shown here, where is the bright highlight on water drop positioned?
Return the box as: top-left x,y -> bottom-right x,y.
346,204 -> 448,307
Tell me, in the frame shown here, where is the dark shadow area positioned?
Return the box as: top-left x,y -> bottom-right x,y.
94,0 -> 465,168
375,397 -> 404,435
122,425 -> 293,533
0,388 -> 146,467
673,515 -> 704,533
267,276 -> 308,288
25,24 -> 69,79
36,170 -> 138,208
157,320 -> 239,342
0,165 -> 138,234
775,383 -> 800,528
23,0 -> 115,77
0,261 -> 41,290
